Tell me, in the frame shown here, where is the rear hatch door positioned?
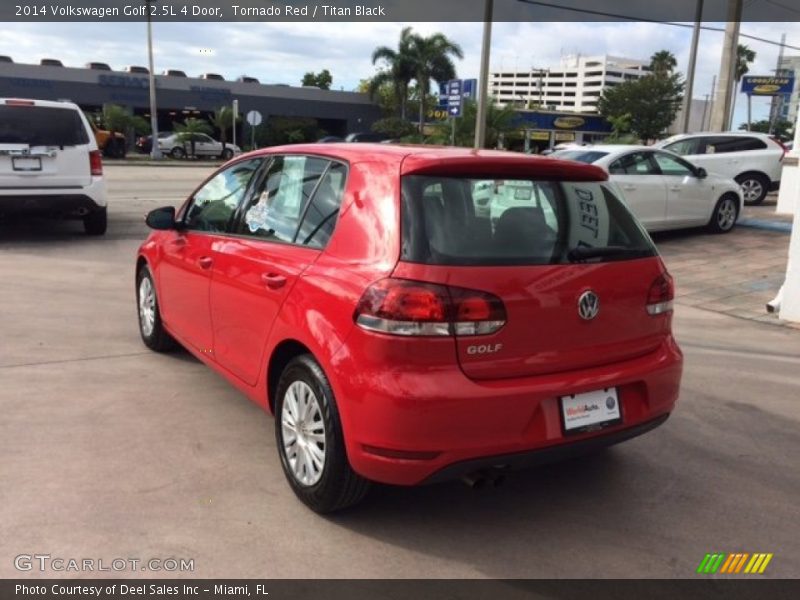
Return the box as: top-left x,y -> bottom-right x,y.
397,168 -> 671,380
0,101 -> 92,189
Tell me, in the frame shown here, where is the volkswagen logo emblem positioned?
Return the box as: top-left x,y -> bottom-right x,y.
578,291 -> 600,321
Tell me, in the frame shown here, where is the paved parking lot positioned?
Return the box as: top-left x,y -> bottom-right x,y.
1,166 -> 798,578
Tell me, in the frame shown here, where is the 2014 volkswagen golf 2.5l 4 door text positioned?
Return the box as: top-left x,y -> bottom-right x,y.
136,145 -> 683,512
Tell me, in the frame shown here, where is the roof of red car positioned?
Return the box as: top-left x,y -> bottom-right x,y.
240,143 -> 608,182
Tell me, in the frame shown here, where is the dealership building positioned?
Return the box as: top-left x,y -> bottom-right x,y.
0,61 -> 382,142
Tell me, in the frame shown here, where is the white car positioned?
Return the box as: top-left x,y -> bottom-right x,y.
159,133 -> 241,160
654,132 -> 785,205
550,145 -> 743,233
0,98 -> 107,234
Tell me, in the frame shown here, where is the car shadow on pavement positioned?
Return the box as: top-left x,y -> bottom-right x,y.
322,400 -> 800,578
0,217 -> 90,241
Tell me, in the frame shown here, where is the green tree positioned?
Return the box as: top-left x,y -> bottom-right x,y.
429,99 -> 517,148
174,118 -> 213,158
407,32 -> 464,132
740,118 -> 793,140
599,74 -> 684,142
370,26 -> 416,119
101,104 -> 132,139
730,44 -> 757,127
209,106 -> 239,154
301,69 -> 333,90
650,50 -> 678,76
370,116 -> 416,139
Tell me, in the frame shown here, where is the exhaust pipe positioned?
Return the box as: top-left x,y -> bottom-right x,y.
462,468 -> 507,489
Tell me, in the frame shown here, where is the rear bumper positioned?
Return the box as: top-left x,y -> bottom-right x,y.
330,333 -> 683,486
424,413 -> 669,483
0,178 -> 107,216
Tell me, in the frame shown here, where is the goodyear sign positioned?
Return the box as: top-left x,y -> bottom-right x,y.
741,76 -> 795,96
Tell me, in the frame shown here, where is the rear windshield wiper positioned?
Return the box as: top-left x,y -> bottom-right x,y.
567,245 -> 640,263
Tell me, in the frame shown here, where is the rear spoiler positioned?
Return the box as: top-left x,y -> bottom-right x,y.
400,153 -> 608,182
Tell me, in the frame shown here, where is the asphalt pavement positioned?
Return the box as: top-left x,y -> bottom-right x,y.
0,166 -> 798,579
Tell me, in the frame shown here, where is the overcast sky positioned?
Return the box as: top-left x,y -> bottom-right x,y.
2,21 -> 800,126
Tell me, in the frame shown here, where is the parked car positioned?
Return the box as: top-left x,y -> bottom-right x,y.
550,145 -> 743,233
0,55 -> 13,63
158,133 -> 240,159
126,65 -> 149,74
654,132 -> 785,205
85,62 -> 111,71
200,73 -> 225,81
40,58 -> 63,67
316,136 -> 344,143
136,144 -> 683,512
237,76 -> 260,83
345,132 -> 389,143
136,131 -> 174,154
89,120 -> 127,159
162,69 -> 187,77
0,98 -> 107,234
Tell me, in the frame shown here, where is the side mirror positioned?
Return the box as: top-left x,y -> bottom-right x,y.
145,206 -> 177,230
695,167 -> 708,179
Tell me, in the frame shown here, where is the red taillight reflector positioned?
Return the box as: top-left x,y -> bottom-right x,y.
362,445 -> 441,461
647,273 -> 674,316
354,278 -> 506,337
5,99 -> 35,106
89,150 -> 103,176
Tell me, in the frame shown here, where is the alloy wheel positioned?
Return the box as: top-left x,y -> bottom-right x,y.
138,277 -> 156,337
281,381 -> 326,487
717,198 -> 738,231
740,179 -> 763,204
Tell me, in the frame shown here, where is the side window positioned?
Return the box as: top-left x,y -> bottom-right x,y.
239,155 -> 328,243
295,162 -> 347,249
664,138 -> 698,156
702,136 -> 765,153
653,152 -> 694,176
608,152 -> 658,175
184,159 -> 261,232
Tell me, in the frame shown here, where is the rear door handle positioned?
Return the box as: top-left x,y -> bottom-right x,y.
198,256 -> 213,269
262,273 -> 287,289
171,237 -> 187,248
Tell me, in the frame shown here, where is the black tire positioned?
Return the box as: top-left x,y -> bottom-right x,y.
136,264 -> 177,352
275,355 -> 370,513
221,148 -> 234,160
83,207 -> 107,235
707,194 -> 740,234
735,172 -> 769,205
170,147 -> 186,159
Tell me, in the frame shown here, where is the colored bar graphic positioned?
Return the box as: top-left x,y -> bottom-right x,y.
698,552 -> 772,575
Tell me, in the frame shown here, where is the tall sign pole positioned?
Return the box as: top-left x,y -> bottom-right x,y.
709,0 -> 743,132
145,0 -> 161,159
474,0 -> 493,149
682,0 -> 704,132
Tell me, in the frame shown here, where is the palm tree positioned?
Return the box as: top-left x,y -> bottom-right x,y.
174,117 -> 212,159
209,106 -> 238,155
407,32 -> 464,132
370,27 -> 416,119
730,44 -> 757,128
649,50 -> 677,76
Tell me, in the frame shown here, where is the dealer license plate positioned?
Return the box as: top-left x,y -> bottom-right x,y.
12,157 -> 42,171
560,387 -> 621,434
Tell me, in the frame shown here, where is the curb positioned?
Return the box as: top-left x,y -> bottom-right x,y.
737,218 -> 792,234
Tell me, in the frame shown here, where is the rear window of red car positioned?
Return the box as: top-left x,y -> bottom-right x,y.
401,176 -> 656,266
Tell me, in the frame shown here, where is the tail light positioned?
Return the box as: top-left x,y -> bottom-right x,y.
646,273 -> 674,316
5,99 -> 35,106
354,278 -> 506,337
770,137 -> 787,162
89,150 -> 103,176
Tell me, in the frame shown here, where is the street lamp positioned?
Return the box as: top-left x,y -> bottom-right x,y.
145,0 -> 161,159
474,0 -> 494,149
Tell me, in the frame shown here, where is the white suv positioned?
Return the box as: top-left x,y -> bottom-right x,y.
655,132 -> 785,205
0,98 -> 107,234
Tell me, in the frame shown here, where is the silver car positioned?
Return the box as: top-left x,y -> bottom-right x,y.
159,133 -> 241,160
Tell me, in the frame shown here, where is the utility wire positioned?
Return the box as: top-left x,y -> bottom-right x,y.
515,0 -> 800,51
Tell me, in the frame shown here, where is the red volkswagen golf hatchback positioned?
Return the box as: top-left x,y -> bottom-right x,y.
136,144 -> 682,512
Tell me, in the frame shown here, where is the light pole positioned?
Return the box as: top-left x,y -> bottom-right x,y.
681,0 -> 704,133
146,0 -> 161,159
474,0 -> 494,149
